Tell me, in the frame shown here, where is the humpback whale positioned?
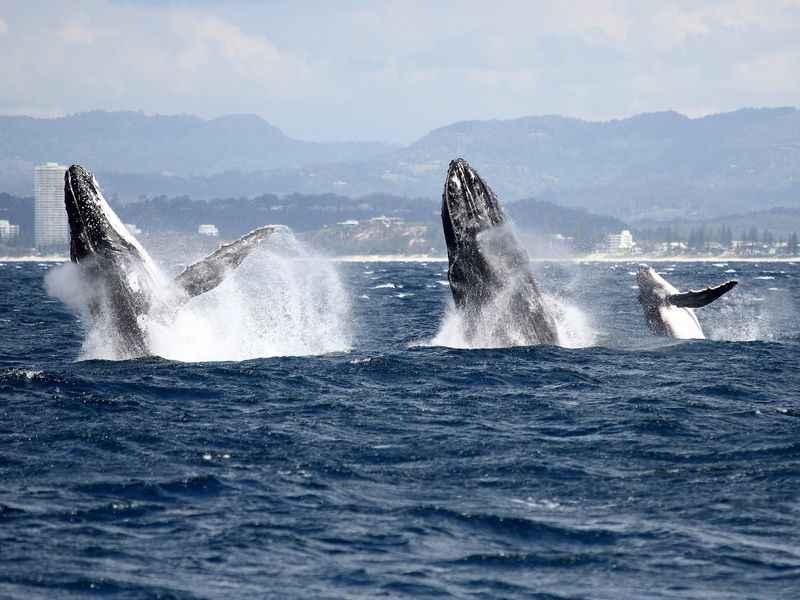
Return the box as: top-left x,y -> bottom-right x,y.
636,266 -> 737,339
441,158 -> 559,346
64,164 -> 283,358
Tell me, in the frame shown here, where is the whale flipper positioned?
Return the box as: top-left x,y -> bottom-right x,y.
669,280 -> 738,308
174,225 -> 287,298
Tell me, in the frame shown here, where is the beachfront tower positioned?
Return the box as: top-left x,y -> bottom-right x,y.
34,162 -> 68,249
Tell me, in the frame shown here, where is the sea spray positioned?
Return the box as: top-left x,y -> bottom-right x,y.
46,230 -> 352,361
546,294 -> 597,348
704,289 -> 783,342
428,293 -> 596,349
45,262 -> 127,360
428,225 -> 597,349
151,233 -> 351,361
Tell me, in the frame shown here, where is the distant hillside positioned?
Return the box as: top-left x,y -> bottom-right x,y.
633,206 -> 800,238
111,108 -> 800,219
703,207 -> 800,237
116,193 -> 438,237
0,111 -> 395,195
115,193 -> 624,256
2,108 -> 798,220
258,108 -> 800,219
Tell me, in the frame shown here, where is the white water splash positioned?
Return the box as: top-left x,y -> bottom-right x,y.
45,262 -> 129,360
428,223 -> 596,350
428,292 -> 595,350
150,238 -> 351,361
46,232 -> 351,361
704,290 -> 784,342
546,294 -> 597,349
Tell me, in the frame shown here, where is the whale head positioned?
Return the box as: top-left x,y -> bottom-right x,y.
442,158 -> 505,249
64,164 -> 164,307
441,157 -> 534,311
64,164 -> 142,264
63,165 -> 168,357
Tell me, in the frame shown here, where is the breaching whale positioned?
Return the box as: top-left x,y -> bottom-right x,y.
64,164 -> 284,358
441,158 -> 559,346
636,266 -> 737,339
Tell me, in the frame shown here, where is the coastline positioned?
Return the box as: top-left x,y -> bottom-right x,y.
331,254 -> 799,263
1,253 -> 797,264
576,254 -> 799,263
0,255 -> 68,263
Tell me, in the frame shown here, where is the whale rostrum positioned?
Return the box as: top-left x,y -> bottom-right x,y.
64,164 -> 283,358
441,158 -> 559,346
636,266 -> 737,339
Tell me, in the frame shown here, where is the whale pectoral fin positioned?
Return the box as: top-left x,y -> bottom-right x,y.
174,225 -> 286,298
669,280 -> 738,308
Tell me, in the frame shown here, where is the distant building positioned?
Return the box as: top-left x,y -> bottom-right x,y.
34,162 -> 68,248
662,241 -> 688,254
369,216 -> 404,228
602,229 -> 635,254
0,219 -> 20,240
198,224 -> 219,237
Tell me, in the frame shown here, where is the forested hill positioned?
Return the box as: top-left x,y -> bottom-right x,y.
0,190 -> 625,254
114,193 -> 625,242
1,108 -> 798,220
254,107 -> 800,219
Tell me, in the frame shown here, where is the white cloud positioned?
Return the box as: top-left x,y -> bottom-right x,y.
735,51 -> 800,93
0,0 -> 798,141
169,14 -> 314,93
62,22 -> 97,44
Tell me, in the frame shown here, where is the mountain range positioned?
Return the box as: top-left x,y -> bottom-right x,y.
1,108 -> 798,220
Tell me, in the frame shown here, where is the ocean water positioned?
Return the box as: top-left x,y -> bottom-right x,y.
1,259 -> 799,599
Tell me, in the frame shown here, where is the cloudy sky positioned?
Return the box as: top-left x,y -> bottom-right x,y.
0,0 -> 798,142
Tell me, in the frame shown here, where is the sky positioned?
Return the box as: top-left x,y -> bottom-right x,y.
0,0 -> 799,143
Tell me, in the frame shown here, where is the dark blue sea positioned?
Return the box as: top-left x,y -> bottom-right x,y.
1,259 -> 799,599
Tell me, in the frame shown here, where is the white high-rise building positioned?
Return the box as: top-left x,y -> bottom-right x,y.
604,229 -> 635,254
0,219 -> 20,240
34,162 -> 68,248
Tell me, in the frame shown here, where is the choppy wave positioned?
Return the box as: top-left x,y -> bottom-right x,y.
1,261 -> 798,599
